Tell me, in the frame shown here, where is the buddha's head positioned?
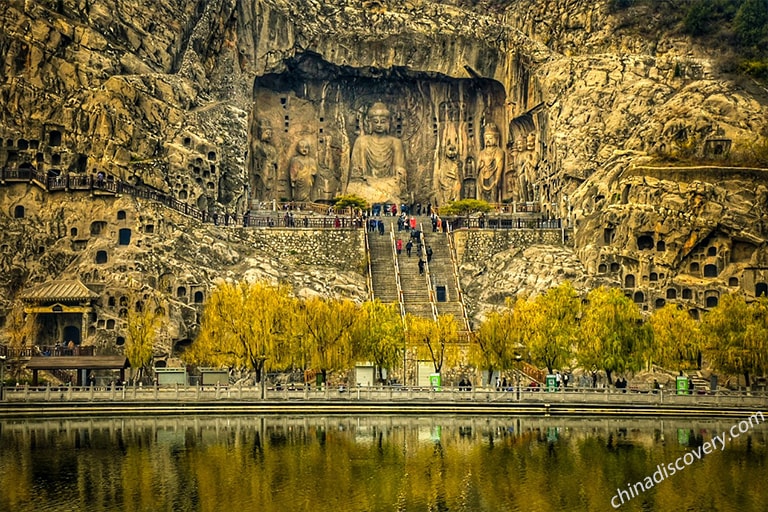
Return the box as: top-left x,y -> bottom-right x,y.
367,102 -> 391,135
297,138 -> 311,156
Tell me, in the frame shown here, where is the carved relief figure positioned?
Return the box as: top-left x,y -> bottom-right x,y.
289,138 -> 318,202
435,141 -> 462,206
349,102 -> 407,201
477,123 -> 504,203
250,118 -> 278,199
462,156 -> 477,199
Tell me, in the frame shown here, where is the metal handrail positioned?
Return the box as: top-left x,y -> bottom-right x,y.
363,228 -> 375,302
446,231 -> 472,332
418,223 -> 439,321
389,224 -> 407,323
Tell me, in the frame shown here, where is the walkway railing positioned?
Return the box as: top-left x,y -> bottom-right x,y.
446,216 -> 562,230
1,168 -> 571,232
3,383 -> 767,408
0,167 -> 362,229
0,345 -> 96,358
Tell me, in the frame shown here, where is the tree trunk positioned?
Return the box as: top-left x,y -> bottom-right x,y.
745,371 -> 751,390
605,369 -> 613,385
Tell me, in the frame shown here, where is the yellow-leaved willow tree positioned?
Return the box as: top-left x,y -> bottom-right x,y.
703,293 -> 768,390
526,282 -> 581,374
3,300 -> 36,382
406,314 -> 461,376
575,286 -> 650,385
295,295 -> 359,386
470,297 -> 524,386
184,280 -> 294,386
648,303 -> 702,373
350,299 -> 405,383
125,294 -> 166,384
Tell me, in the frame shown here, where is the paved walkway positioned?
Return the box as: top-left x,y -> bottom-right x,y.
1,385 -> 765,418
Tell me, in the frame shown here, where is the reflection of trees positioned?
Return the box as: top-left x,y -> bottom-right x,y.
0,417 -> 766,511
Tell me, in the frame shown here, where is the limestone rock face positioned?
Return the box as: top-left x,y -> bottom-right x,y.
1,0 -> 767,347
460,244 -> 620,322
0,187 -> 367,357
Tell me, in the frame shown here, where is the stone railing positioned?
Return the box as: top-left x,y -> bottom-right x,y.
1,168 -> 570,234
0,167 -> 363,229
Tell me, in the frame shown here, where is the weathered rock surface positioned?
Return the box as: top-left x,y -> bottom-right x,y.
0,188 -> 366,356
0,0 -> 767,352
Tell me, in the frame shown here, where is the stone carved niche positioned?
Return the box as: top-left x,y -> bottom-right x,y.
248,53 -> 506,205
507,108 -> 543,203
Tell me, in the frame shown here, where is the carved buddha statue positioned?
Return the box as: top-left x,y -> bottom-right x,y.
477,123 -> 504,203
289,138 -> 318,202
349,102 -> 406,201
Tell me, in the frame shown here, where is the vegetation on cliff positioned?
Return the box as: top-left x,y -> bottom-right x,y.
612,0 -> 768,80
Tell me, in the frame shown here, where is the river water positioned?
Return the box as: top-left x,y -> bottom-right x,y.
0,414 -> 765,511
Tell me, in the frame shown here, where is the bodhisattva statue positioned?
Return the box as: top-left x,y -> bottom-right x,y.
289,138 -> 318,202
348,102 -> 407,202
435,141 -> 462,206
477,123 -> 504,203
250,118 -> 278,200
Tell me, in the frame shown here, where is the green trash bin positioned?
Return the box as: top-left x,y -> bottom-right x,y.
676,376 -> 689,395
545,374 -> 557,392
429,373 -> 442,391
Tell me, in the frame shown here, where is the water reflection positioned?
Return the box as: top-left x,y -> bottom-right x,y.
0,415 -> 766,511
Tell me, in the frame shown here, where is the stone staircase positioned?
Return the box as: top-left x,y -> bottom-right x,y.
367,218 -> 399,304
396,230 -> 434,319
422,230 -> 470,329
366,217 -> 470,326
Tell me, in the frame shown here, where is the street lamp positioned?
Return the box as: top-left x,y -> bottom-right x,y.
514,352 -> 522,401
0,355 -> 7,401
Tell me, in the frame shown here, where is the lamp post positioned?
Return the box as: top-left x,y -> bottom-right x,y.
0,355 -> 6,401
514,353 -> 522,401
257,356 -> 268,400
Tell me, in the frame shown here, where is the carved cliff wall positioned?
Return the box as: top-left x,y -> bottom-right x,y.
0,0 -> 767,350
0,184 -> 367,356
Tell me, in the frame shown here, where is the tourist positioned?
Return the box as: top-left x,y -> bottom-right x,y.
406,239 -> 413,257
418,258 -> 425,275
396,238 -> 403,255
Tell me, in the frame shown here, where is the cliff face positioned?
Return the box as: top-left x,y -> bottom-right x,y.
1,0 -> 767,351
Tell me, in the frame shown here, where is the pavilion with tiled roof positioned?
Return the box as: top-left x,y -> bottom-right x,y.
19,279 -> 123,385
20,278 -> 99,347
